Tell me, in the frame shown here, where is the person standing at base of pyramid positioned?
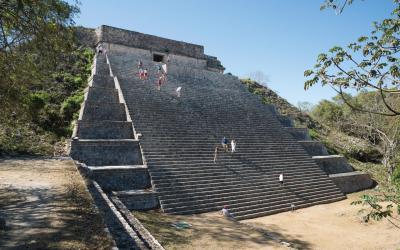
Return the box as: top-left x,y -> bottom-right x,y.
143,68 -> 149,80
279,173 -> 284,186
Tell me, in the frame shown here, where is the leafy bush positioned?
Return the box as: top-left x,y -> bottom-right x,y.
61,93 -> 84,121
27,91 -> 50,112
392,165 -> 400,187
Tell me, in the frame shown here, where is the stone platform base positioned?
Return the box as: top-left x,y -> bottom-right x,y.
329,171 -> 374,194
113,189 -> 159,211
89,165 -> 151,191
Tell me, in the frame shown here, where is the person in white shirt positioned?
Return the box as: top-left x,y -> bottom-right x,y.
231,139 -> 236,153
176,86 -> 182,97
279,173 -> 284,186
221,205 -> 232,218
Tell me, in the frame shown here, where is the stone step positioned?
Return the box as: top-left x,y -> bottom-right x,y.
156,177 -> 337,198
86,86 -> 120,103
114,189 -> 159,211
149,158 -> 320,168
145,151 -> 312,159
91,74 -> 115,88
298,140 -> 329,156
150,167 -> 326,182
233,195 -> 345,220
77,120 -> 134,139
165,189 -> 342,214
82,101 -> 126,121
70,139 -> 143,166
89,165 -> 150,191
145,157 -> 315,165
284,127 -> 310,140
313,155 -> 354,174
160,181 -> 335,207
153,172 -> 330,191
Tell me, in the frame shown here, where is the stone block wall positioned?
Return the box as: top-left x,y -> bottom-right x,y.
105,43 -> 208,70
115,190 -> 159,211
74,26 -> 97,47
330,172 -> 374,193
91,166 -> 151,191
98,25 -> 204,59
313,155 -> 354,174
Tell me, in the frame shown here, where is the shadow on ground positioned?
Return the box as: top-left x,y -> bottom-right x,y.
134,210 -> 313,249
0,179 -> 112,249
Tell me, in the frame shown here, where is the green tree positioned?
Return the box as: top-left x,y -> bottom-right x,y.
305,0 -> 400,116
306,1 -> 400,228
0,0 -> 79,108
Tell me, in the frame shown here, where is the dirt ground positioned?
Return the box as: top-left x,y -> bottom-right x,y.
135,191 -> 399,250
134,210 -> 286,250
244,191 -> 400,250
0,158 -> 113,250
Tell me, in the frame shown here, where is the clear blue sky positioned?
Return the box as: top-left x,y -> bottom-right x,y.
72,0 -> 395,106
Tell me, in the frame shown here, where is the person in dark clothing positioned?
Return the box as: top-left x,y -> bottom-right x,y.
222,137 -> 229,152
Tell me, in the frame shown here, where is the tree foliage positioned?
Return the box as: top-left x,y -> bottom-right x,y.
305,0 -> 400,116
0,0 -> 79,107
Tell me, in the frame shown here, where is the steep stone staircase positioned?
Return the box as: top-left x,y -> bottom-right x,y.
107,53 -> 346,220
70,53 -> 151,193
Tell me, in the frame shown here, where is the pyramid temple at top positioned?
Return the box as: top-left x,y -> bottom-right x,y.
71,25 -> 373,220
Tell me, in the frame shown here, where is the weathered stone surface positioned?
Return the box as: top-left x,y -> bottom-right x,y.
330,172 -> 374,193
91,75 -> 114,88
284,127 -> 310,140
86,87 -> 119,103
114,190 -> 159,211
277,115 -> 294,127
77,121 -> 134,139
298,141 -> 329,156
98,25 -> 204,59
313,155 -> 354,174
82,102 -> 126,121
74,26 -> 97,47
89,166 -> 150,191
70,139 -> 143,166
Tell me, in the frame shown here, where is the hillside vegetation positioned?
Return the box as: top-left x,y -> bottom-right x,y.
0,43 -> 93,156
240,79 -> 395,188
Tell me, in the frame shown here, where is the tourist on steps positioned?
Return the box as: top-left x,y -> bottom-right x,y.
137,59 -> 143,69
221,205 -> 234,220
213,146 -> 218,163
221,137 -> 229,152
143,68 -> 149,80
162,63 -> 168,74
279,173 -> 284,186
157,65 -> 162,76
157,75 -> 162,90
139,68 -> 144,80
231,139 -> 236,153
97,43 -> 103,54
176,86 -> 182,97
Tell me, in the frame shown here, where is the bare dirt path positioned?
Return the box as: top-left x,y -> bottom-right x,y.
134,210 -> 287,250
0,158 -> 113,249
244,191 -> 400,250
